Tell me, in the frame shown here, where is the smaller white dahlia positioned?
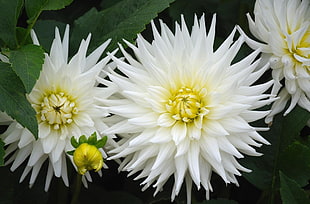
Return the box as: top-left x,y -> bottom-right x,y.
101,14 -> 275,203
238,0 -> 310,123
0,25 -> 116,190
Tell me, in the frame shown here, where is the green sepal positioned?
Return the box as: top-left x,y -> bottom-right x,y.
88,132 -> 97,145
78,135 -> 87,144
70,136 -> 79,148
66,150 -> 75,156
96,136 -> 108,149
69,133 -> 108,154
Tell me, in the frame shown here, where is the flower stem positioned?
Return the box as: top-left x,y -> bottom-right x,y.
19,11 -> 42,48
70,173 -> 82,204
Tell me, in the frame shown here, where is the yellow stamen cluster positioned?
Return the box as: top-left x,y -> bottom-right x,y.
37,92 -> 78,130
167,87 -> 209,123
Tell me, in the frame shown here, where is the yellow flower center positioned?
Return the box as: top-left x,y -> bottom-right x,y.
73,143 -> 103,175
38,92 -> 78,130
167,87 -> 209,123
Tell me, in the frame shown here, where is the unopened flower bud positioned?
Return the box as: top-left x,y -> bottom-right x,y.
73,143 -> 103,175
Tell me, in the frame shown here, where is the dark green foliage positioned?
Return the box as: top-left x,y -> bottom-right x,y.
0,62 -> 38,138
71,0 -> 176,53
0,0 -> 23,49
279,171 -> 310,204
25,0 -> 74,23
241,106 -> 310,203
10,44 -> 45,93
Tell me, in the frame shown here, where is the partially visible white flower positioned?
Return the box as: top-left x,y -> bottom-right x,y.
238,0 -> 310,124
101,14 -> 275,203
0,25 -> 117,190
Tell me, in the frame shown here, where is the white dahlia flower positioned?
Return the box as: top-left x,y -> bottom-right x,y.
0,25 -> 116,190
238,0 -> 310,124
101,14 -> 275,203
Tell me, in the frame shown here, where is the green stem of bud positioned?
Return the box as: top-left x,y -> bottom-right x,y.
70,173 -> 82,204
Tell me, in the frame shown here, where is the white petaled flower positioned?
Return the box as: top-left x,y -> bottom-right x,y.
0,25 -> 117,190
101,14 -> 275,203
238,0 -> 310,124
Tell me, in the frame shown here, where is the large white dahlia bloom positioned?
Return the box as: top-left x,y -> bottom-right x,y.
101,14 -> 275,203
0,25 -> 116,190
238,0 -> 310,124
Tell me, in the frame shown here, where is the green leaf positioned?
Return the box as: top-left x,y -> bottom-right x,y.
0,0 -> 23,48
25,0 -> 74,22
88,132 -> 97,145
16,27 -> 33,45
279,171 -> 310,204
279,142 -> 310,187
25,0 -> 46,22
78,135 -> 87,144
100,0 -> 123,9
72,0 -> 175,53
0,138 -> 4,166
0,62 -> 38,138
70,136 -> 79,148
10,44 -> 45,93
96,136 -> 108,148
43,0 -> 74,10
241,106 -> 310,204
